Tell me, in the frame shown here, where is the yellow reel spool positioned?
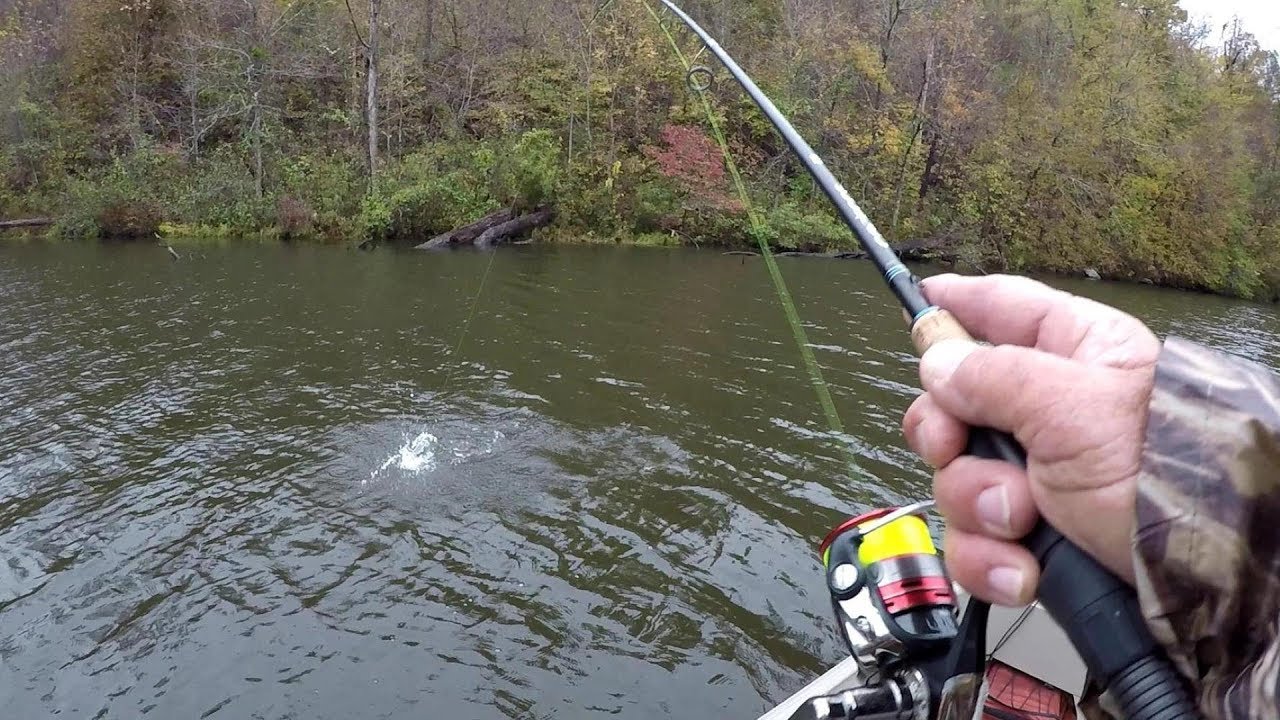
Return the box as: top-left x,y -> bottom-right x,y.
820,508 -> 939,567
857,514 -> 936,565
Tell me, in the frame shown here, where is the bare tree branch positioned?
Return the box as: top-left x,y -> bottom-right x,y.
344,0 -> 370,50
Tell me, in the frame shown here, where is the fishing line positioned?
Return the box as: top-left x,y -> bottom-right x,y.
638,8 -> 1201,720
368,248 -> 499,482
988,604 -> 1035,659
642,1 -> 868,479
438,247 -> 499,395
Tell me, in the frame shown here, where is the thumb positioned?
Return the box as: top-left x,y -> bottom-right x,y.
919,340 -> 1104,451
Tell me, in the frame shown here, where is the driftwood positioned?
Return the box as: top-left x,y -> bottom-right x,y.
778,250 -> 854,259
727,249 -> 863,259
0,217 -> 53,230
729,236 -> 957,262
475,207 -> 554,247
892,236 -> 958,262
415,209 -> 517,250
416,207 -> 554,250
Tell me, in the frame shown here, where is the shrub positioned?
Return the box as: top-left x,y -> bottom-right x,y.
632,231 -> 679,247
556,154 -> 620,238
0,163 -> 18,218
97,199 -> 163,239
359,191 -> 393,241
644,124 -> 736,212
359,142 -> 504,243
173,147 -> 271,231
279,153 -> 363,238
386,183 -> 452,239
491,129 -> 562,211
53,149 -> 177,240
276,195 -> 314,240
763,202 -> 851,250
628,179 -> 682,234
360,174 -> 493,243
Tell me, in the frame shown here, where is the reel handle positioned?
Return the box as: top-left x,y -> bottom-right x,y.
787,681 -> 917,720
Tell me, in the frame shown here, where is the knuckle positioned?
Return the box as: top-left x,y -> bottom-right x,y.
956,346 -> 1023,399
933,462 -> 978,520
902,394 -> 928,437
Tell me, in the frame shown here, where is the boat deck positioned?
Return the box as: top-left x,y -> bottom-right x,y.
758,596 -> 1086,720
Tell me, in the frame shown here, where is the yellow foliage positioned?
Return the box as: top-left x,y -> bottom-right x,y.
847,40 -> 888,91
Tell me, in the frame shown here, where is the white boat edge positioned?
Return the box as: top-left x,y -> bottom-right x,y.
758,592 -> 1087,720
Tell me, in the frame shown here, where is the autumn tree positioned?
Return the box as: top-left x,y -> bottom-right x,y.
1,0 -> 1277,298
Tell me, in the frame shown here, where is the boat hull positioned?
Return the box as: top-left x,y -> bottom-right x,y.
758,596 -> 1085,720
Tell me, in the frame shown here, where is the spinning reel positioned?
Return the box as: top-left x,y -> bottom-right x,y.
791,502 -> 986,720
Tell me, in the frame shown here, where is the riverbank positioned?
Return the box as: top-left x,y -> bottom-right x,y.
6,221 -> 1275,304
6,125 -> 1277,303
6,1 -> 1279,303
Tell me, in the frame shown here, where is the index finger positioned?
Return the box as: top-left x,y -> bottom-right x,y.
918,274 -> 1067,348
919,274 -> 1153,365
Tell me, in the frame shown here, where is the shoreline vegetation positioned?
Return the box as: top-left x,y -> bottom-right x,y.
2,1 -> 1278,301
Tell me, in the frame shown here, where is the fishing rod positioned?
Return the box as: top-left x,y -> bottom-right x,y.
648,3 -> 1199,720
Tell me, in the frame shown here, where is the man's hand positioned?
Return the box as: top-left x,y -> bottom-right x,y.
902,274 -> 1161,606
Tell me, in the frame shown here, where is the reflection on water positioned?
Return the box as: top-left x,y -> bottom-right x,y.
0,243 -> 1274,719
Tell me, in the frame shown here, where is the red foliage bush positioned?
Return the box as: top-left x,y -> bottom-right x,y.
276,194 -> 315,239
96,200 -> 163,240
644,125 -> 738,211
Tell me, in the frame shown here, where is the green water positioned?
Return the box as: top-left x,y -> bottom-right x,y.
1,243 -> 1275,718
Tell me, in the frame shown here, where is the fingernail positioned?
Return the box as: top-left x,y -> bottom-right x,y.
976,486 -> 1011,534
987,567 -> 1028,606
918,273 -> 956,292
920,340 -> 977,387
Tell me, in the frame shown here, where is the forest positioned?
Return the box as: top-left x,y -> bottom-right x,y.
2,0 -> 1278,299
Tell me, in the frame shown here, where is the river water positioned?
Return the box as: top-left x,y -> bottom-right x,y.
1,243 -> 1276,719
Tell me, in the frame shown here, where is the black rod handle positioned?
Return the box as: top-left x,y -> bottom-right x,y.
968,428 -> 1198,720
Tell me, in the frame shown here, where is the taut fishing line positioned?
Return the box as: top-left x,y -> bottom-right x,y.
438,248 -> 500,394
640,5 -> 1201,720
369,249 -> 498,482
641,0 -> 871,482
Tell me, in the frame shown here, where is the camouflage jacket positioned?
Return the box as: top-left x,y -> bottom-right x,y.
1132,336 -> 1280,720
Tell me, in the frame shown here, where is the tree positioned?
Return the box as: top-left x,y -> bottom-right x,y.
344,0 -> 380,180
2,0 -> 1278,300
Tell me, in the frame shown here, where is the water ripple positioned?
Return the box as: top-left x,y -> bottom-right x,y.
0,243 -> 1274,719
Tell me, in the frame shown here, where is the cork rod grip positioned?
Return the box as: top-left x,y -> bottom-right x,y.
911,309 -> 975,356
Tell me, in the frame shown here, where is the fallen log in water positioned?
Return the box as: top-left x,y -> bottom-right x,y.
0,217 -> 54,230
475,207 -> 554,248
417,207 -> 554,250
892,235 -> 958,262
415,209 -> 517,250
727,236 -> 956,262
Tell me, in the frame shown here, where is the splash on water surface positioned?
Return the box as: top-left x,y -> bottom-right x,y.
367,427 -> 506,482
373,430 -> 440,477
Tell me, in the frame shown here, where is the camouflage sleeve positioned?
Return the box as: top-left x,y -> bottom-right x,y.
1133,336 -> 1280,720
